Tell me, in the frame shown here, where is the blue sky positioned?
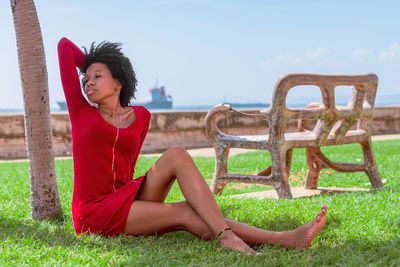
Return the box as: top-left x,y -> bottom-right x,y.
1,0 -> 400,109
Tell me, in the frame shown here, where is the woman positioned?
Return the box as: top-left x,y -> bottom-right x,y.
58,37 -> 327,254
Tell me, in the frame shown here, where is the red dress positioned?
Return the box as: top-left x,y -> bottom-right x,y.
57,38 -> 150,236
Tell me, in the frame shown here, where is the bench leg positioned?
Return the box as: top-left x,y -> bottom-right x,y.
257,150 -> 292,177
272,149 -> 293,198
211,146 -> 230,194
286,149 -> 293,178
305,147 -> 324,189
361,140 -> 383,188
306,142 -> 383,189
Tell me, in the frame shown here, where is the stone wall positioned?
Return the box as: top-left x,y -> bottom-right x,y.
1,105 -> 399,160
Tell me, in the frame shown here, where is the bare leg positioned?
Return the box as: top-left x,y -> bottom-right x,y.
124,201 -> 213,238
226,204 -> 327,250
125,146 -> 327,253
125,200 -> 327,251
129,146 -> 256,254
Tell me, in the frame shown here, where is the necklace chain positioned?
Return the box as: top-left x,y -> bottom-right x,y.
99,107 -> 125,128
99,107 -> 128,117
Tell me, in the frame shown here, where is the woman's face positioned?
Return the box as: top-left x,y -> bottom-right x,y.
84,62 -> 121,104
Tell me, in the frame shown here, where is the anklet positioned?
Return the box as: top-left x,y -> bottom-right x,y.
217,227 -> 232,238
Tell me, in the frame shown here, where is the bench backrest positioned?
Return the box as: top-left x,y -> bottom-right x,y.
268,73 -> 378,146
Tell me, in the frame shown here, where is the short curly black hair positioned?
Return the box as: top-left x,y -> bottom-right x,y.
80,41 -> 137,107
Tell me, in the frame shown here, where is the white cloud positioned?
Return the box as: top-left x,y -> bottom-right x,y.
378,43 -> 400,61
262,44 -> 400,69
352,48 -> 373,58
303,47 -> 329,60
261,47 -> 330,66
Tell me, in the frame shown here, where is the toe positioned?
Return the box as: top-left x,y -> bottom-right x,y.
320,204 -> 327,215
315,204 -> 327,221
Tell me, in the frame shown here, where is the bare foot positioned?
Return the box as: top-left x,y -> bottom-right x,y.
287,204 -> 327,251
218,230 -> 257,255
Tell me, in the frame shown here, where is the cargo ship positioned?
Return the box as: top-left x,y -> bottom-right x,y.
57,85 -> 173,110
134,85 -> 173,109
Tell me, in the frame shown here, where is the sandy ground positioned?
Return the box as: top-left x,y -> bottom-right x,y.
230,186 -> 371,199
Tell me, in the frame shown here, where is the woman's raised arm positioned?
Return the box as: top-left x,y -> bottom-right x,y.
57,37 -> 88,117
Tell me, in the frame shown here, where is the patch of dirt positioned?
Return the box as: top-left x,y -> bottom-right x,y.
289,171 -> 307,184
230,183 -> 249,189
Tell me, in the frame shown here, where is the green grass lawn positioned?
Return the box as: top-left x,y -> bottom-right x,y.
0,140 -> 399,266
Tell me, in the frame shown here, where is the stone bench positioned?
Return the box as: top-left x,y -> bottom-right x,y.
205,73 -> 384,198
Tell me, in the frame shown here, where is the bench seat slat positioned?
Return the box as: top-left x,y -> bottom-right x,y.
217,130 -> 369,149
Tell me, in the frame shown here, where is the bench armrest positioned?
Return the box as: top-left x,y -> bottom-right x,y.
260,108 -> 271,119
205,104 -> 232,146
206,104 -> 270,147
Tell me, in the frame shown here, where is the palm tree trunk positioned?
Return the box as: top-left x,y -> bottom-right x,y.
10,0 -> 63,221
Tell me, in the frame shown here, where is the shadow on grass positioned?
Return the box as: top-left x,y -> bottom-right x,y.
0,214 -> 78,247
0,211 -> 319,248
0,213 -> 202,249
0,214 -> 399,265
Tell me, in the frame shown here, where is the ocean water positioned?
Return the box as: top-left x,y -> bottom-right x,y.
0,94 -> 398,113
